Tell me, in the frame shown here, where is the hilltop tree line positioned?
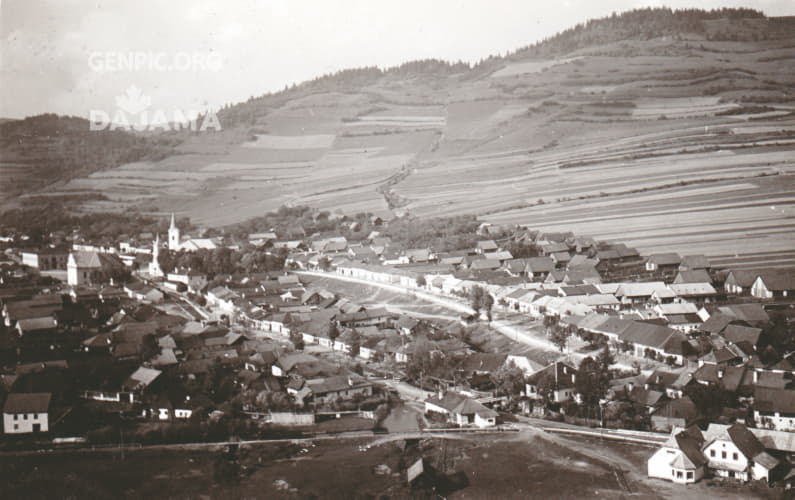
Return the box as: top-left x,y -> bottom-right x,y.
511,7 -> 769,58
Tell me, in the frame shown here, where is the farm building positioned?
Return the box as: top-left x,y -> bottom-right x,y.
646,253 -> 681,272
751,272 -> 795,299
679,255 -> 711,271
673,270 -> 712,284
724,270 -> 761,295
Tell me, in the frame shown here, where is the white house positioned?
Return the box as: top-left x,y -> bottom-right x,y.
3,393 -> 51,434
424,391 -> 498,428
647,428 -> 706,484
525,362 -> 578,403
648,424 -> 779,485
753,388 -> 795,432
701,424 -> 779,482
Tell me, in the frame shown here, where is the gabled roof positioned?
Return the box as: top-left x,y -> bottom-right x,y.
524,256 -> 555,273
615,282 -> 667,298
645,370 -> 679,387
674,270 -> 712,284
726,269 -> 762,288
425,391 -> 498,418
692,364 -> 747,393
754,270 -> 795,291
395,315 -> 420,331
671,427 -> 708,468
123,367 -> 162,391
541,242 -> 569,254
306,373 -> 371,395
679,255 -> 711,270
476,240 -> 498,251
16,317 -> 57,332
526,361 -> 577,389
469,259 -> 501,271
754,387 -> 795,414
726,424 -> 766,460
619,321 -> 679,350
459,353 -> 508,374
699,313 -> 734,334
723,324 -> 762,346
718,303 -> 770,325
647,253 -> 681,266
3,392 -> 51,413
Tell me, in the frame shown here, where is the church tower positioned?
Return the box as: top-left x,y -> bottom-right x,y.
168,213 -> 180,251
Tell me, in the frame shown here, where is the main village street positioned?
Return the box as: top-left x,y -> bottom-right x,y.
296,270 -> 636,371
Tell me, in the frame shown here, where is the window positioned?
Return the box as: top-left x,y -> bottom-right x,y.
733,452 -> 738,461
32,413 -> 37,420
676,471 -> 683,479
710,450 -> 715,457
687,472 -> 693,480
13,414 -> 18,421
13,424 -> 18,430
722,451 -> 727,459
23,414 -> 27,420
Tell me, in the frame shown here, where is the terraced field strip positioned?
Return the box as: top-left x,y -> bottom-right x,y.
243,134 -> 336,149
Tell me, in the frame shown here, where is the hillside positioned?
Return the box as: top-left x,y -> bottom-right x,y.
2,8 -> 794,269
0,114 -> 180,202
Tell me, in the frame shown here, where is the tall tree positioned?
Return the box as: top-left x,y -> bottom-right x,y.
548,324 -> 569,352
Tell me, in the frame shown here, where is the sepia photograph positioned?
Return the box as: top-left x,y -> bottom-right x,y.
0,0 -> 794,498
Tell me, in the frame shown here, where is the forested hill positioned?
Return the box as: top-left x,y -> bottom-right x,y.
0,114 -> 180,202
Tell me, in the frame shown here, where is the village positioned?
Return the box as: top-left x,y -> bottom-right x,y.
1,207 -> 794,492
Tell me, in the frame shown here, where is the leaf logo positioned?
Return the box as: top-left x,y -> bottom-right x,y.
115,85 -> 152,115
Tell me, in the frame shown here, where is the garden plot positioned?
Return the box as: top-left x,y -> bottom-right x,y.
242,134 -> 336,149
631,97 -> 738,119
490,57 -> 582,78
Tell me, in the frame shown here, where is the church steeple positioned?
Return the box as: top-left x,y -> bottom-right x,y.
168,213 -> 180,251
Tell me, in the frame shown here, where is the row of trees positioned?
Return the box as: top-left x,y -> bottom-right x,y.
157,246 -> 288,277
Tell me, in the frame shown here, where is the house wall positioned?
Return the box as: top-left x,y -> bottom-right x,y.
754,410 -> 795,432
647,447 -> 703,484
474,413 -> 496,428
3,412 -> 49,433
425,402 -> 449,415
67,264 -> 91,286
174,409 -> 192,419
704,439 -> 748,480
553,388 -> 575,403
752,461 -> 772,483
651,415 -> 686,433
313,385 -> 372,404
